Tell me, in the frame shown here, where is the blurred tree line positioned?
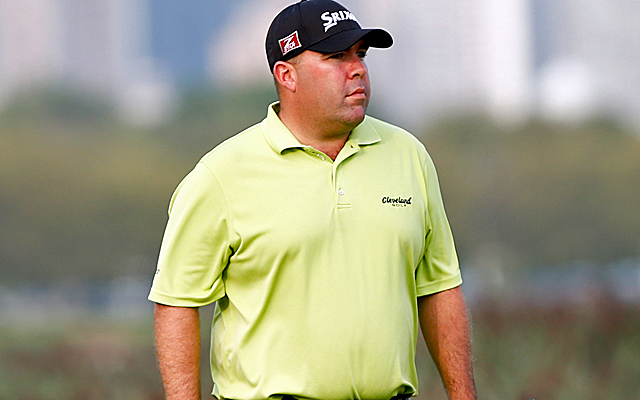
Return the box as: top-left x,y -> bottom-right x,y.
423,116 -> 640,271
1,86 -> 639,285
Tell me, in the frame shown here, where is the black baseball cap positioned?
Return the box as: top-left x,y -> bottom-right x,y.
266,0 -> 393,72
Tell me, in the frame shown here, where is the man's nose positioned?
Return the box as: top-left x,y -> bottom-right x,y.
348,54 -> 367,78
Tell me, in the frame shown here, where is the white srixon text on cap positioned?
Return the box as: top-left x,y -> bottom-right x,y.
321,10 -> 359,33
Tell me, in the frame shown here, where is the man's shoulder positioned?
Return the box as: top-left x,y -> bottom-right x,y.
363,115 -> 426,150
199,122 -> 266,168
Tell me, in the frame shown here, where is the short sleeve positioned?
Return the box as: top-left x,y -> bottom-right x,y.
415,153 -> 462,296
148,162 -> 231,306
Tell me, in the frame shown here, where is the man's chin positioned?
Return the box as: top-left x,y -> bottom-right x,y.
332,104 -> 367,132
350,107 -> 367,125
341,116 -> 366,133
346,103 -> 367,120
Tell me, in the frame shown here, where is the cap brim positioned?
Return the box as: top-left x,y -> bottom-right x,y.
307,28 -> 393,54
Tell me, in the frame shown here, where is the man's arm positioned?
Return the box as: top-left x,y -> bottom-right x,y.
154,304 -> 202,400
418,286 -> 477,400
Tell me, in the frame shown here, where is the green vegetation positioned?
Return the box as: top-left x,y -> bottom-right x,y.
2,302 -> 638,399
0,85 -> 278,283
0,316 -> 163,400
421,116 -> 640,269
1,85 -> 639,399
1,86 -> 638,284
469,300 -> 640,400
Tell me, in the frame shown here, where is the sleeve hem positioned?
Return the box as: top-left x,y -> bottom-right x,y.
416,273 -> 463,297
148,290 -> 223,307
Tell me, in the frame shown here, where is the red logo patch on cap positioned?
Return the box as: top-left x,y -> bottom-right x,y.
279,31 -> 302,56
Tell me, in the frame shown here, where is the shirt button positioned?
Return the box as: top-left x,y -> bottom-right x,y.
338,189 -> 345,195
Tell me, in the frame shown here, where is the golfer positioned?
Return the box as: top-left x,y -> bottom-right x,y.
150,1 -> 477,399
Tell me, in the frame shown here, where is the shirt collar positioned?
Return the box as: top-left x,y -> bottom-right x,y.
350,115 -> 382,146
262,102 -> 381,155
262,102 -> 304,154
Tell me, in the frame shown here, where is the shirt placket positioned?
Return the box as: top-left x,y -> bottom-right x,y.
333,142 -> 359,209
302,143 -> 359,209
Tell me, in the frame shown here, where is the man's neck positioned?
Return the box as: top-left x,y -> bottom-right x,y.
309,137 -> 349,161
277,107 -> 353,161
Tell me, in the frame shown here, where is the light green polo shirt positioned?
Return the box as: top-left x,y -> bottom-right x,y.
149,102 -> 462,400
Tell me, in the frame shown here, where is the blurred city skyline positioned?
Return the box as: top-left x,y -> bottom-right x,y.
1,0 -> 640,129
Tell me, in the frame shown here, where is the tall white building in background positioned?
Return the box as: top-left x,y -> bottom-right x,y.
0,0 -> 175,125
2,0 -> 639,128
353,0 -> 533,126
207,0 -> 292,88
0,0 -> 66,102
63,0 -> 149,91
535,0 -> 640,127
209,0 -> 534,128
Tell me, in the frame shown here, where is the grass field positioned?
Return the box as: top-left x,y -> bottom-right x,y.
1,300 -> 639,400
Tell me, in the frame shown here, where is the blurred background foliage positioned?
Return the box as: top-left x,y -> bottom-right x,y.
1,85 -> 638,284
424,115 -> 640,269
0,85 -> 277,283
1,85 -> 640,399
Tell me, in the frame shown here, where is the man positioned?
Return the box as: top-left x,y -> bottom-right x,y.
150,1 -> 477,399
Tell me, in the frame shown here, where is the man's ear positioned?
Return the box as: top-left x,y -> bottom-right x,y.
273,61 -> 297,93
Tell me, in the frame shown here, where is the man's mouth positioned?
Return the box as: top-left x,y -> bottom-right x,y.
347,88 -> 367,98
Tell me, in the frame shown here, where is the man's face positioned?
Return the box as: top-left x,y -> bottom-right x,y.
292,40 -> 371,134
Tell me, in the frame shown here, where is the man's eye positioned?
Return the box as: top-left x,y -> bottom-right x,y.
328,53 -> 344,59
358,51 -> 368,59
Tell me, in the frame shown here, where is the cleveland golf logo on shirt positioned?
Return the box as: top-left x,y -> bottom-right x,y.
279,31 -> 302,55
382,196 -> 413,207
321,10 -> 359,32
